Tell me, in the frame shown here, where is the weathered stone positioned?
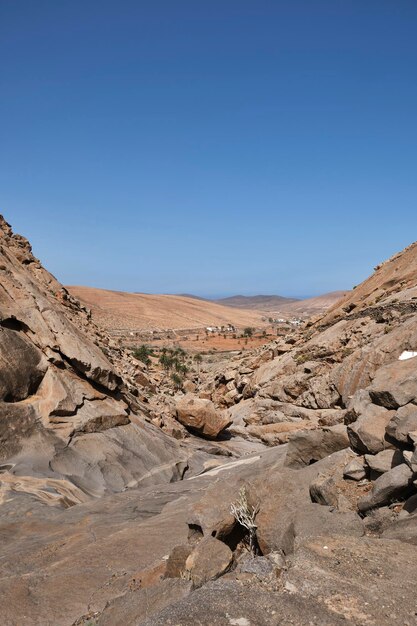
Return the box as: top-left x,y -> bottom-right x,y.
293,503 -> 364,544
368,358 -> 417,409
97,578 -> 192,626
310,473 -> 338,507
183,380 -> 197,393
255,449 -> 353,555
364,449 -> 403,474
386,403 -> 417,444
139,578 -> 350,626
236,554 -> 275,580
347,408 -> 394,454
283,534 -> 417,625
343,456 -> 367,481
247,420 -> 312,446
358,464 -> 414,512
176,394 -> 232,439
285,424 -> 349,468
165,544 -> 193,578
185,536 -> 233,586
0,326 -> 47,401
382,512 -> 417,545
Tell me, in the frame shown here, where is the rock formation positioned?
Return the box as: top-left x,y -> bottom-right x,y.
1,216 -> 417,625
0,216 -> 207,506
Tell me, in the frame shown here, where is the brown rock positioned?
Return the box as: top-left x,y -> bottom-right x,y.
176,394 -> 232,439
165,544 -> 193,578
347,403 -> 395,454
368,358 -> 417,409
386,403 -> 417,444
364,449 -> 403,474
285,424 -> 349,468
358,463 -> 414,512
97,578 -> 192,626
343,457 -> 367,481
185,536 -> 233,586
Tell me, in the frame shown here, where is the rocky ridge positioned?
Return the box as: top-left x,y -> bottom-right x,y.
0,216 -> 210,507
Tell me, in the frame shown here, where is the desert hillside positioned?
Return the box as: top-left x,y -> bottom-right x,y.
320,242 -> 417,325
215,294 -> 299,310
68,286 -> 267,331
276,290 -> 350,317
214,291 -> 349,318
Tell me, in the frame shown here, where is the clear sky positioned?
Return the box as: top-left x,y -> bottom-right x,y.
1,1 -> 417,298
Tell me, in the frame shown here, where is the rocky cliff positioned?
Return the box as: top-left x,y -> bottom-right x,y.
0,216 -> 206,506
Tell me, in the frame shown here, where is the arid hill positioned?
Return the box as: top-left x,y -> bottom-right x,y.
215,294 -> 299,310
215,291 -> 349,318
275,290 -> 350,318
320,242 -> 417,324
68,286 -> 266,331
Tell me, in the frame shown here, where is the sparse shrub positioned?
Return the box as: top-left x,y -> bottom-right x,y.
171,372 -> 184,390
230,486 -> 259,555
294,352 -> 309,365
243,327 -> 254,338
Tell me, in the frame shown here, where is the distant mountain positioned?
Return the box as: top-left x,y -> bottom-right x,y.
276,291 -> 350,318
214,295 -> 299,311
212,291 -> 350,319
176,293 -> 210,301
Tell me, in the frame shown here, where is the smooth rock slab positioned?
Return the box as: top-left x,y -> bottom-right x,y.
139,578 -> 350,626
97,578 -> 192,626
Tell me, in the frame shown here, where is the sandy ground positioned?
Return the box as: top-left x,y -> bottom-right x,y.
141,331 -> 278,354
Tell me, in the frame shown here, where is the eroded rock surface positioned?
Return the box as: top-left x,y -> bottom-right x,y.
0,216 -> 208,505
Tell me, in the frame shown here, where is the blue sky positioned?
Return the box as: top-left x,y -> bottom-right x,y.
1,1 -> 417,298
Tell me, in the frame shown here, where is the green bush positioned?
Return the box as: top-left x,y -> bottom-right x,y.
132,344 -> 154,366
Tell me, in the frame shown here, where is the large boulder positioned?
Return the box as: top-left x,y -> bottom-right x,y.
176,394 -> 232,439
284,424 -> 349,468
368,358 -> 417,409
255,449 -> 354,555
185,537 -> 233,587
343,456 -> 367,481
364,449 -> 403,474
347,395 -> 395,454
0,326 -> 47,401
386,403 -> 417,444
358,463 -> 414,512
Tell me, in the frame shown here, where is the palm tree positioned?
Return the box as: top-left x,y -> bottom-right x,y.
194,353 -> 203,385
